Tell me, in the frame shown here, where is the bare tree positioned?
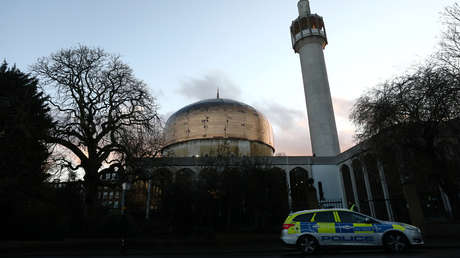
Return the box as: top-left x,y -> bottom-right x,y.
32,45 -> 161,216
351,64 -> 460,142
121,121 -> 164,168
351,61 -> 460,221
439,3 -> 460,71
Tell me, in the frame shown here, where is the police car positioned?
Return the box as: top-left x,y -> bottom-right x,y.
281,208 -> 423,254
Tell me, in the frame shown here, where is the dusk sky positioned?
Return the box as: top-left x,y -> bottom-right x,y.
1,0 -> 457,155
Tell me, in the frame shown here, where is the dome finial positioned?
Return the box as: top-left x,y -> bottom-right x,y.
217,88 -> 220,99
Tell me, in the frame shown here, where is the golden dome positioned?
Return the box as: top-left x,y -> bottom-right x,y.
162,98 -> 274,157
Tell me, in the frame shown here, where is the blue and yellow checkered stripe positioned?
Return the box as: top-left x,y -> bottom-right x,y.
298,222 -> 402,234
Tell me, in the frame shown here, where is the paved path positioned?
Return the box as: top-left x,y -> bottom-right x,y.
2,235 -> 460,257
13,248 -> 460,258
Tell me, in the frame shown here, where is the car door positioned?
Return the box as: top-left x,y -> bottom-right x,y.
335,211 -> 378,246
311,211 -> 336,245
292,212 -> 315,235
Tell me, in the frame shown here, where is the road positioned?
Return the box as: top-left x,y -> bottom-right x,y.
14,247 -> 460,257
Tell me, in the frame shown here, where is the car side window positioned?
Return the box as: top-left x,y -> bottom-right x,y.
338,211 -> 375,223
293,213 -> 314,222
314,211 -> 335,222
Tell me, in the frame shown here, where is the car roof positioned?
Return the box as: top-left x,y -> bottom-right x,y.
289,208 -> 353,216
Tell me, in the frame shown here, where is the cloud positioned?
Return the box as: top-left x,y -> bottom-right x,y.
332,97 -> 358,151
332,97 -> 354,119
178,72 -> 242,100
150,88 -> 164,98
254,101 -> 312,156
256,102 -> 305,131
274,119 -> 312,156
338,129 -> 356,152
255,98 -> 358,156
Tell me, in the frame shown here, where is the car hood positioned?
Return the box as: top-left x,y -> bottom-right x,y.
379,220 -> 418,229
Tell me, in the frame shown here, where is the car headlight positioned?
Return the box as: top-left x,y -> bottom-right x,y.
404,224 -> 420,232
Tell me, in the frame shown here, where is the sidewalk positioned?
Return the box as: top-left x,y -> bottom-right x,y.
1,233 -> 460,256
423,236 -> 460,249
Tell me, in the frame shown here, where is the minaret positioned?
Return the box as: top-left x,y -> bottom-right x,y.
291,0 -> 340,156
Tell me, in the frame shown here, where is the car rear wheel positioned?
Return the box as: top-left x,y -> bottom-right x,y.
297,235 -> 318,255
383,232 -> 408,253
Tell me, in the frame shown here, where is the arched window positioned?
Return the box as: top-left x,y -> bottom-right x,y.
289,167 -> 316,211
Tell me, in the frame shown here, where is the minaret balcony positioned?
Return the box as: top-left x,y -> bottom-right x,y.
292,28 -> 327,41
290,14 -> 328,50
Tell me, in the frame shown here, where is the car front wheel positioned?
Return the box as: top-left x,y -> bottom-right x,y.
383,232 -> 408,253
297,235 -> 319,255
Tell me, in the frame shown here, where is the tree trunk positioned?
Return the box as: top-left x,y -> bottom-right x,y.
402,183 -> 425,230
396,144 -> 425,230
83,167 -> 100,218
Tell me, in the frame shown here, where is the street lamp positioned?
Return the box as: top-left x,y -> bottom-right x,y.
121,182 -> 131,215
120,179 -> 131,254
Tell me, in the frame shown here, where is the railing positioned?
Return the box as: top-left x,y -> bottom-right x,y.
319,199 -> 343,209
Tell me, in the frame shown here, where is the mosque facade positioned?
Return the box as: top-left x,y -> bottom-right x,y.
142,0 -> 392,217
139,0 -> 456,231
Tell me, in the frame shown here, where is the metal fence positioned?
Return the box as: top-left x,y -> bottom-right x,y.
318,199 -> 343,209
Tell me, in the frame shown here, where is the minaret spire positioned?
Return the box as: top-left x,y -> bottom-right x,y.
298,0 -> 311,17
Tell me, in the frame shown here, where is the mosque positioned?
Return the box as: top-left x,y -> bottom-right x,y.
133,0 -> 456,231
144,0 -> 393,217
145,0 -> 349,214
